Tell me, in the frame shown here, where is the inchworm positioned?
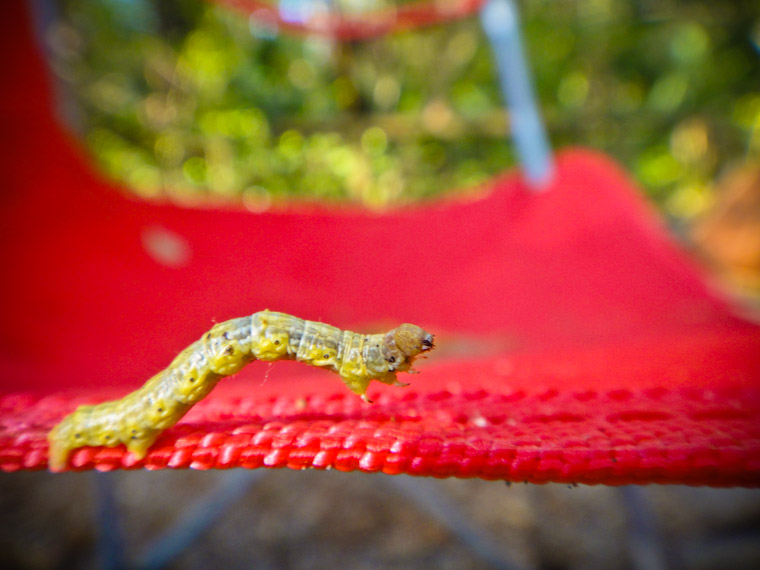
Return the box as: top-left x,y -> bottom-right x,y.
47,310 -> 434,471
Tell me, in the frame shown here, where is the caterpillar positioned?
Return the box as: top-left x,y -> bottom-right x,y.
47,310 -> 434,471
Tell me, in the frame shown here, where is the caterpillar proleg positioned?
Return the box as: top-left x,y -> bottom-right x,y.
47,310 -> 434,471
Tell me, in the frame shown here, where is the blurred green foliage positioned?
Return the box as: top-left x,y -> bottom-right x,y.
49,0 -> 759,215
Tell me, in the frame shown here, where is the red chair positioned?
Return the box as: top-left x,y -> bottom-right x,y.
1,0 -> 758,486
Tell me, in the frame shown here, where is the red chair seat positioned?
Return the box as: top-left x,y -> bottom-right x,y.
1,1 -> 758,484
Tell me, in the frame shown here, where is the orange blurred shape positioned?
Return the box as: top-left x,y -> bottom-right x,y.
691,164 -> 760,295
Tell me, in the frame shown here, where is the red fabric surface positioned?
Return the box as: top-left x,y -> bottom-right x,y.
1,1 -> 759,484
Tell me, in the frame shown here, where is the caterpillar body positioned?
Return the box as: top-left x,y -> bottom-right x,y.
47,310 -> 435,472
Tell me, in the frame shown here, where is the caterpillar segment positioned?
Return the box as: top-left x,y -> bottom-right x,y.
47,311 -> 435,471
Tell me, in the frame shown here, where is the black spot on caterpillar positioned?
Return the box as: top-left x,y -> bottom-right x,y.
47,310 -> 435,471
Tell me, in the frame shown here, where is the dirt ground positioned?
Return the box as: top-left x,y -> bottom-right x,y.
1,467 -> 758,570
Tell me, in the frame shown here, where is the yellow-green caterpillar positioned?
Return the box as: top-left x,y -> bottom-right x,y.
47,310 -> 434,471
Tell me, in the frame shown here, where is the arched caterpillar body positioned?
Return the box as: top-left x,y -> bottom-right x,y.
47,310 -> 434,471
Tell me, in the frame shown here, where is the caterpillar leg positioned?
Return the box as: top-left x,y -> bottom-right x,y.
47,423 -> 75,473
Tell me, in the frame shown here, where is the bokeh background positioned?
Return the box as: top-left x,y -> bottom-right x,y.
44,0 -> 759,215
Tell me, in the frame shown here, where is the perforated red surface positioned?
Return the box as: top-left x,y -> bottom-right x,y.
1,1 -> 759,484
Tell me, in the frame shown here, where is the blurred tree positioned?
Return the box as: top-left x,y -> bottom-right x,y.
48,0 -> 760,215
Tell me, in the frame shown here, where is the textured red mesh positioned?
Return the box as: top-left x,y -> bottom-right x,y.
1,1 -> 759,484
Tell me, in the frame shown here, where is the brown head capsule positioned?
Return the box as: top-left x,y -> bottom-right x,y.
379,323 -> 435,375
394,324 -> 435,359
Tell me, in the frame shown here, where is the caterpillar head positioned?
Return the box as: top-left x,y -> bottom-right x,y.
383,323 -> 435,374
